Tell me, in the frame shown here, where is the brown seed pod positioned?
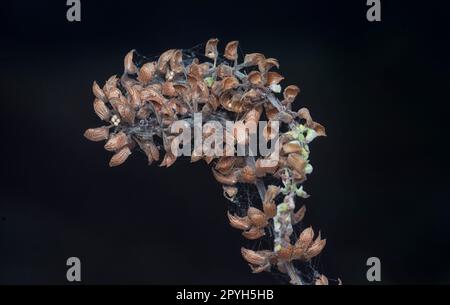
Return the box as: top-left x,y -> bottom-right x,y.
205,38 -> 219,59
159,152 -> 176,168
224,40 -> 239,61
189,62 -> 209,79
103,75 -> 118,95
157,49 -> 176,74
259,58 -> 279,73
216,64 -> 233,79
161,81 -> 177,97
276,244 -> 294,261
222,76 -> 239,91
315,274 -> 329,285
84,127 -> 109,142
127,86 -> 142,109
244,53 -> 265,66
247,207 -> 268,228
295,227 -> 314,250
169,49 -> 184,74
140,88 -> 166,105
104,132 -> 128,151
297,107 -> 326,136
212,168 -> 239,185
137,140 -> 160,165
241,248 -> 269,266
242,226 -> 265,240
255,158 -> 278,177
283,85 -> 300,104
137,62 -> 157,84
93,98 -> 110,121
109,146 -> 131,167
92,81 -> 107,101
266,71 -> 284,86
293,205 -> 306,224
223,186 -> 238,200
215,156 -> 237,174
117,103 -> 135,124
239,165 -> 256,184
287,153 -> 306,174
247,71 -> 264,86
303,238 -> 326,260
136,106 -> 150,120
227,212 -> 251,230
282,141 -> 302,154
263,200 -> 276,219
124,49 -> 137,74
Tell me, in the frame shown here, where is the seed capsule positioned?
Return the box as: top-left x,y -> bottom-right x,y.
224,41 -> 239,61
93,98 -> 111,121
104,132 -> 128,151
242,226 -> 265,240
247,207 -> 268,228
109,146 -> 131,167
84,127 -> 109,142
92,81 -> 107,101
124,49 -> 137,74
227,212 -> 251,230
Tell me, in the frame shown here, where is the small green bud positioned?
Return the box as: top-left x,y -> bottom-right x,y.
204,77 -> 214,87
305,163 -> 313,174
305,128 -> 318,143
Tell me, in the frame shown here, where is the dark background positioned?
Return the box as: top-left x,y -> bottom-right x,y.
0,0 -> 449,284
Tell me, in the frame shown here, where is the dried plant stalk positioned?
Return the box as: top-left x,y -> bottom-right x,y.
84,39 -> 338,285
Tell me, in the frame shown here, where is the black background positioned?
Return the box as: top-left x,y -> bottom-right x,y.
0,0 -> 449,284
